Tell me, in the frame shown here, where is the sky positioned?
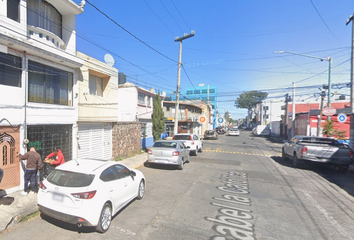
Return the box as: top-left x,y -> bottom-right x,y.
74,0 -> 354,120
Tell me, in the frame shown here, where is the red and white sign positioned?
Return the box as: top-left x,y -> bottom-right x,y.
322,107 -> 336,116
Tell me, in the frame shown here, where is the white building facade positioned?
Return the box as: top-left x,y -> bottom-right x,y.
0,0 -> 83,192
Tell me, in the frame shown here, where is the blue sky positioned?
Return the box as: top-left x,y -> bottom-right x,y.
75,0 -> 354,119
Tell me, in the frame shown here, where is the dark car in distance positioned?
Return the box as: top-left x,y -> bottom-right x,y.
204,130 -> 218,140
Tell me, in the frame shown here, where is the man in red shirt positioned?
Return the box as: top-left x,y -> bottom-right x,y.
45,147 -> 65,167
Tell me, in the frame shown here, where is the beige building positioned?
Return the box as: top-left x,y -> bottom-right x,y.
76,52 -> 119,160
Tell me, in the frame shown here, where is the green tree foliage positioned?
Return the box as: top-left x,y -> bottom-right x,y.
322,120 -> 333,137
234,91 -> 268,111
152,94 -> 166,141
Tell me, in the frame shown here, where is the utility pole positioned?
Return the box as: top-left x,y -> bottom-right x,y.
173,31 -> 195,135
317,88 -> 326,136
346,13 -> 354,151
291,81 -> 296,138
284,93 -> 289,139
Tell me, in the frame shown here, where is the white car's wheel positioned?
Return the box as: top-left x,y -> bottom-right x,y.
137,180 -> 145,200
178,160 -> 184,170
96,203 -> 112,233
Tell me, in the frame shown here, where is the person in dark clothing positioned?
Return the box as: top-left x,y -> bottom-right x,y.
0,168 -> 3,185
19,147 -> 42,195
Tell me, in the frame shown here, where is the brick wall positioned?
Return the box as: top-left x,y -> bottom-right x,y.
112,122 -> 141,159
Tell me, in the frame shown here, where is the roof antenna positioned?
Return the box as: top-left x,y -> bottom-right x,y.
74,159 -> 79,166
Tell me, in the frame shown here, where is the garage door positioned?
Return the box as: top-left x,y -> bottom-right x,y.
78,123 -> 112,159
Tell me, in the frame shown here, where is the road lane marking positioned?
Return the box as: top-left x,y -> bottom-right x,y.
203,149 -> 281,158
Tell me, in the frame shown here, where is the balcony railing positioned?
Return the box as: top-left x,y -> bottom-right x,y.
28,25 -> 65,49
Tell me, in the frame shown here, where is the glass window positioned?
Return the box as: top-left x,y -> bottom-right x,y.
48,170 -> 94,187
209,89 -> 216,93
138,92 -> 145,104
194,90 -> 200,94
209,97 -> 215,101
28,61 -> 72,105
27,0 -> 62,38
114,164 -> 131,179
89,75 -> 103,97
186,90 -> 193,95
147,95 -> 151,106
141,123 -> 147,137
202,89 -> 207,94
202,97 -> 207,101
100,166 -> 118,182
0,52 -> 22,87
7,0 -> 20,22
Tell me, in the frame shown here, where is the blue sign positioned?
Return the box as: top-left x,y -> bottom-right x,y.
337,113 -> 347,123
217,117 -> 224,123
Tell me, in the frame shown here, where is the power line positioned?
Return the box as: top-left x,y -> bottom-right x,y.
85,0 -> 177,63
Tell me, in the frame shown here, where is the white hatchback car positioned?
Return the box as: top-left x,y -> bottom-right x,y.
37,159 -> 145,233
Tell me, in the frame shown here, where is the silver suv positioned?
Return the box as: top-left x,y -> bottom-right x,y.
172,133 -> 203,156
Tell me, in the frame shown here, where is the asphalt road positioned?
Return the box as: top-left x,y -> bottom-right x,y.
2,131 -> 354,240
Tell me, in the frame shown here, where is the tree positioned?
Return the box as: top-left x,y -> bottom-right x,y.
234,91 -> 268,112
152,94 -> 166,141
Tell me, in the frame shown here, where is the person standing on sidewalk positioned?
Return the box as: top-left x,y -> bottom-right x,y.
19,147 -> 42,195
44,147 -> 65,167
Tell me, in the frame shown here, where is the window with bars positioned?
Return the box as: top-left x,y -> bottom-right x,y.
27,125 -> 72,161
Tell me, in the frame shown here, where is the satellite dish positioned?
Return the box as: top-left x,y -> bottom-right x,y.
104,54 -> 115,66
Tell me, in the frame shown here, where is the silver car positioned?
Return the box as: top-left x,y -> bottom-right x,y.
147,140 -> 190,170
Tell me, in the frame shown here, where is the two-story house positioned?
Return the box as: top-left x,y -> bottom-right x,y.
0,0 -> 83,192
118,82 -> 161,149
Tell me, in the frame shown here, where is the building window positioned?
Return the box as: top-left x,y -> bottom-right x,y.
27,0 -> 62,38
202,89 -> 207,94
147,95 -> 151,106
209,89 -> 216,93
89,75 -> 103,97
27,125 -> 72,161
28,61 -> 73,105
141,123 -> 147,137
0,52 -> 22,87
202,97 -> 207,101
138,92 -> 145,104
194,90 -> 200,94
209,97 -> 215,101
186,90 -> 193,95
7,0 -> 20,22
166,106 -> 171,111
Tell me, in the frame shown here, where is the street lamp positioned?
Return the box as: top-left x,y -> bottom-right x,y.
274,51 -> 332,107
275,51 -> 332,137
346,13 -> 354,152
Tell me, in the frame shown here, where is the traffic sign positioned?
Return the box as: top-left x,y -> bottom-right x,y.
337,113 -> 347,123
217,117 -> 224,124
322,107 -> 336,116
199,116 -> 206,123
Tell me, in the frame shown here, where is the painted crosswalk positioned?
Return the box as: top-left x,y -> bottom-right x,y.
203,148 -> 281,157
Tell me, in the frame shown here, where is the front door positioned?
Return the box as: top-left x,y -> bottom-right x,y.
0,128 -> 20,189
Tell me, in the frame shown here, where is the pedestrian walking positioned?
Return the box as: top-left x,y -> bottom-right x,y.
19,147 -> 42,195
44,147 -> 65,167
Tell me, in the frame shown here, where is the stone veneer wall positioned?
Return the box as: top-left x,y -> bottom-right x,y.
112,122 -> 141,159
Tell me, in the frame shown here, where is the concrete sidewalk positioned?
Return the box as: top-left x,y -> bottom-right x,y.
0,153 -> 148,233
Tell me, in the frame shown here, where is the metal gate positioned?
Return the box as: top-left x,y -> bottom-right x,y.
0,130 -> 20,189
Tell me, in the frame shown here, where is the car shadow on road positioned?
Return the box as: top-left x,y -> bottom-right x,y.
271,156 -> 354,197
143,161 -> 186,170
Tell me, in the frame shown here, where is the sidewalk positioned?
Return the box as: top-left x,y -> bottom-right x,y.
0,153 -> 148,233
